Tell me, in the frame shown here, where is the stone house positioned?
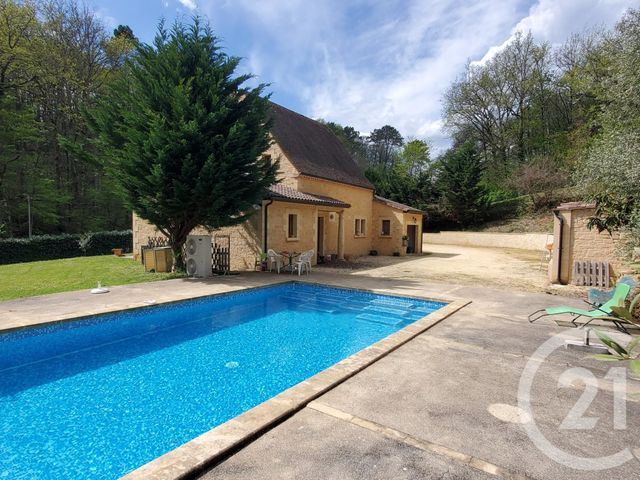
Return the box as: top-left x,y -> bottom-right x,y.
133,103 -> 425,271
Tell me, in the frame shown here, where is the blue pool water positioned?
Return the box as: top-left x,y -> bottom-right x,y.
0,283 -> 445,479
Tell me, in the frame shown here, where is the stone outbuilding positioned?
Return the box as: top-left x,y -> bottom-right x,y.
372,195 -> 424,256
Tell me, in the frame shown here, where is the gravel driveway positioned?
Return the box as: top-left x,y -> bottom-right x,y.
317,244 -> 579,295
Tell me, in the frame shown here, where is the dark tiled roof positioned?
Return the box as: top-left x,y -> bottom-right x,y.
267,184 -> 350,208
269,103 -> 373,190
374,195 -> 425,214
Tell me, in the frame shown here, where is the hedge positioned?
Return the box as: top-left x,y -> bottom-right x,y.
0,230 -> 133,265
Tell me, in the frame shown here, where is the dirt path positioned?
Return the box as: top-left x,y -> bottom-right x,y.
317,244 -> 583,296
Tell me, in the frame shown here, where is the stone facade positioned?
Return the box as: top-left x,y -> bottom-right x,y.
133,183 -> 423,270
268,142 -> 298,188
297,176 -> 374,258
264,201 -> 318,262
132,122 -> 425,271
550,203 -> 620,284
370,201 -> 423,256
371,202 -> 404,255
133,211 -> 262,272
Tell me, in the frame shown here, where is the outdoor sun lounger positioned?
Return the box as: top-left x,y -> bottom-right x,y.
588,275 -> 637,305
528,282 -> 632,327
589,292 -> 640,333
588,314 -> 640,334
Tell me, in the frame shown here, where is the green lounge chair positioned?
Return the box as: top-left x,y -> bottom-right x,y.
590,292 -> 640,333
528,283 -> 632,327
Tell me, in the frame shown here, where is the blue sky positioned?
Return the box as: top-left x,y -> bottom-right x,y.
92,0 -> 637,152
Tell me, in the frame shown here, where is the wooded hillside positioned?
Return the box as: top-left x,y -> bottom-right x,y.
0,0 -> 135,237
324,9 -> 640,254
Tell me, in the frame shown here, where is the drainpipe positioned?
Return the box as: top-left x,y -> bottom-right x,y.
263,199 -> 273,252
337,210 -> 345,260
553,209 -> 564,284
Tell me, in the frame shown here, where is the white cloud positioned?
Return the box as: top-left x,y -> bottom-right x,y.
178,0 -> 197,10
474,0 -> 632,65
201,0 -> 636,153
94,7 -> 118,30
299,0 -> 526,150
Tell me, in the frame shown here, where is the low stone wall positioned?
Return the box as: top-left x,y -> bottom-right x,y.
423,231 -> 550,251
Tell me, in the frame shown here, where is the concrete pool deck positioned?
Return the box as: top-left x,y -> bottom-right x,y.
1,272 -> 639,479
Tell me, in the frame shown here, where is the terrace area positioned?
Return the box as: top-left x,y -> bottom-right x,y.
2,257 -> 638,480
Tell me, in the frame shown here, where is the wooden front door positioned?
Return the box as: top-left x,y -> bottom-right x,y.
407,225 -> 417,254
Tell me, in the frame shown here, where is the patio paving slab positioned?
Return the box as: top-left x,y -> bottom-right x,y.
312,322 -> 639,479
204,407 -> 499,480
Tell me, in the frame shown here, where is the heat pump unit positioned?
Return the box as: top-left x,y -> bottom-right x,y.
185,235 -> 212,277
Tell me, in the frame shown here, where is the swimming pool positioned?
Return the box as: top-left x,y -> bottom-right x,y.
0,282 -> 446,479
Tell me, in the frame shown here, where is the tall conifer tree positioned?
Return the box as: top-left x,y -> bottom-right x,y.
438,142 -> 485,225
87,18 -> 277,270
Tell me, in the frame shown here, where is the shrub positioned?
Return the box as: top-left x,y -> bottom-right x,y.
0,230 -> 132,264
508,156 -> 568,211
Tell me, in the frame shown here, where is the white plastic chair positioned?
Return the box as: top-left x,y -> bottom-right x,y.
304,249 -> 314,273
293,249 -> 314,276
267,249 -> 284,274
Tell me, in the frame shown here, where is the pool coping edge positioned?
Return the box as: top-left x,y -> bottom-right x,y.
0,279 -> 294,334
120,295 -> 471,480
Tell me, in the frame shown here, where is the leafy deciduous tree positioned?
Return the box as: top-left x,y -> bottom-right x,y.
575,9 -> 640,247
367,125 -> 403,169
396,139 -> 430,176
0,0 -> 133,236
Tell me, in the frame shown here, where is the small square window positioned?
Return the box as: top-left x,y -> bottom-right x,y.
381,219 -> 391,236
288,214 -> 298,239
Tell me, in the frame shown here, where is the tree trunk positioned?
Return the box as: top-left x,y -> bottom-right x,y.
168,222 -> 194,273
169,229 -> 189,273
171,241 -> 185,273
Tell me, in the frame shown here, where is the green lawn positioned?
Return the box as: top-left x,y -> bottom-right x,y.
0,255 -> 184,301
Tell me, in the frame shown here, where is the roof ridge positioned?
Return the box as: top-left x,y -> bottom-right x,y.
269,102 -> 337,140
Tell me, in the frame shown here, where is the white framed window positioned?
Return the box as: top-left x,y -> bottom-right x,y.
381,219 -> 391,236
287,213 -> 298,240
355,218 -> 366,237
